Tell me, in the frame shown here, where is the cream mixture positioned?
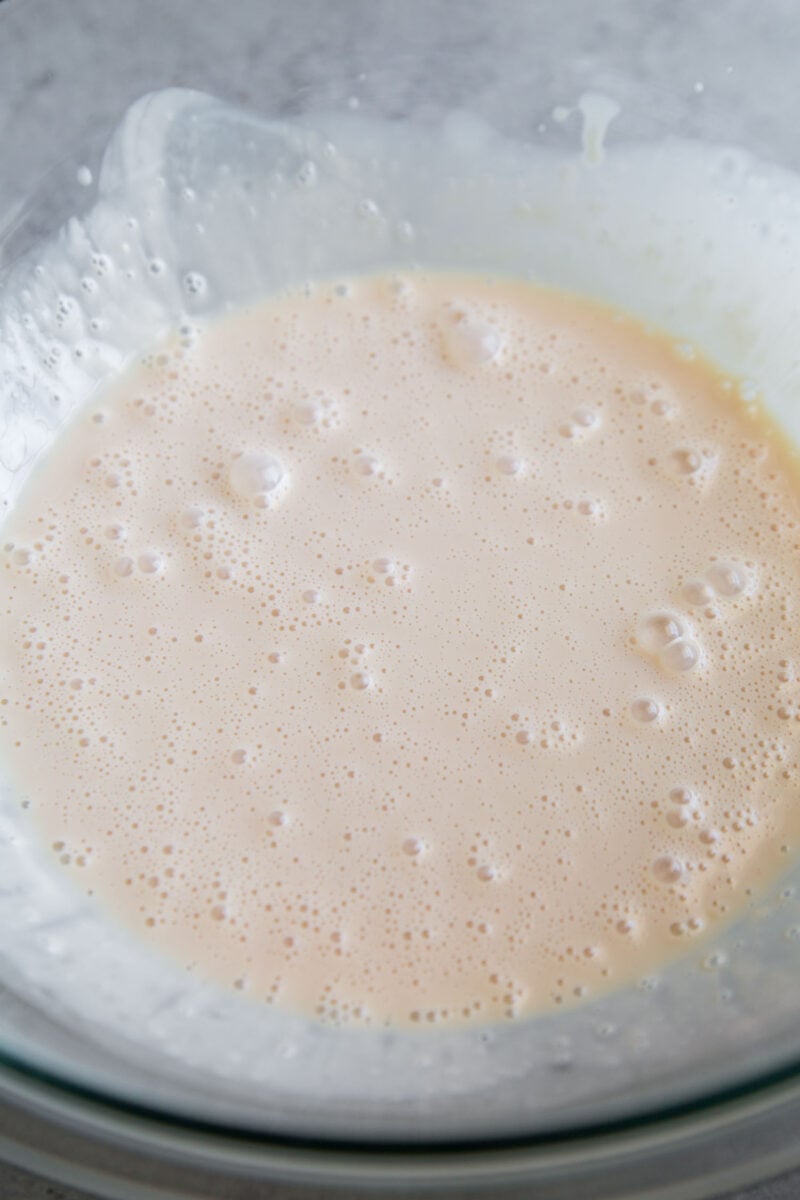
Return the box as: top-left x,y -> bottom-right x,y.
2,271 -> 800,1028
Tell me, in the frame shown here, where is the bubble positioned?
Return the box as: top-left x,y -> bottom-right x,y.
670,787 -> 695,806
631,697 -> 661,724
670,447 -> 706,476
350,672 -> 371,690
402,837 -> 424,857
560,407 -> 599,439
442,316 -> 503,367
652,856 -> 684,884
358,197 -> 380,218
302,589 -> 320,604
477,864 -> 497,882
659,637 -> 700,673
231,749 -> 248,765
105,524 -> 125,541
229,450 -> 285,502
12,548 -> 32,566
577,499 -> 598,517
666,810 -> 689,828
294,400 -> 322,426
76,165 -> 92,187
179,323 -> 199,348
515,729 -> 531,745
636,611 -> 685,654
269,811 -> 287,827
496,455 -> 523,476
572,406 -> 599,429
700,828 -> 720,845
114,557 -> 134,577
707,561 -> 748,597
295,160 -> 318,187
372,557 -> 395,575
181,508 -> 205,529
56,295 -> 76,322
182,271 -> 207,297
683,579 -> 714,606
356,455 -> 382,477
138,552 -> 163,575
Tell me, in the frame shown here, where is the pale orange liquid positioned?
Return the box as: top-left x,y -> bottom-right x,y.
2,272 -> 800,1027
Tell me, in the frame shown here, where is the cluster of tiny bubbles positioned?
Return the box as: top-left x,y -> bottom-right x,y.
228,450 -> 286,505
440,310 -> 503,368
495,454 -> 524,477
54,294 -> 78,329
507,714 -> 581,751
295,160 -> 318,188
559,406 -> 600,439
707,560 -> 750,597
635,611 -> 701,675
291,390 -> 341,432
630,384 -> 678,420
562,496 -> 604,520
182,271 -> 208,298
113,553 -> 164,579
667,444 -> 718,484
683,559 -> 752,606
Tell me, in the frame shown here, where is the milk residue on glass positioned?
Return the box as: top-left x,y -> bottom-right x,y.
2,88 -> 800,1103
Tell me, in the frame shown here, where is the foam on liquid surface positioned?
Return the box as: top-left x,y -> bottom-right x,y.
3,271 -> 800,1028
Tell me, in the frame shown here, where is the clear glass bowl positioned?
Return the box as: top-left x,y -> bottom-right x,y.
3,2 -> 800,1196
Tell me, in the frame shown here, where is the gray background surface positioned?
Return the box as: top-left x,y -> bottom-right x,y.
2,0 -> 800,1196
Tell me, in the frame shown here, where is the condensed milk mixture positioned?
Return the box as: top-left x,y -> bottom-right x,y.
2,271 -> 800,1028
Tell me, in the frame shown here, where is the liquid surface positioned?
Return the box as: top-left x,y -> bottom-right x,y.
2,272 -> 800,1029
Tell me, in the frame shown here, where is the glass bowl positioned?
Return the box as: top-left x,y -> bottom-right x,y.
3,1 -> 800,1196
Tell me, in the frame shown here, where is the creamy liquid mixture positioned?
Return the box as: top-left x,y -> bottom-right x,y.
2,271 -> 800,1028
